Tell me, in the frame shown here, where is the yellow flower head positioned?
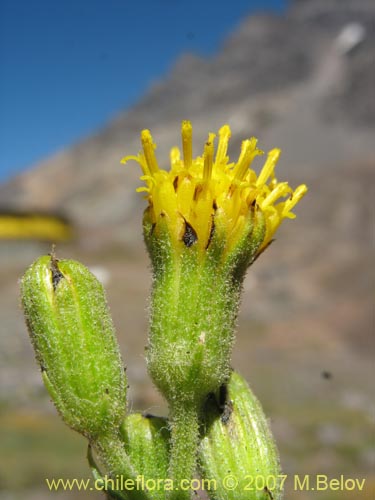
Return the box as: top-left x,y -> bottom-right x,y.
122,121 -> 307,255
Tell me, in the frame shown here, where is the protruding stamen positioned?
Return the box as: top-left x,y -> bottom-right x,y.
120,155 -> 140,165
121,154 -> 149,176
215,125 -> 231,165
256,148 -> 280,187
283,184 -> 308,213
262,182 -> 291,208
233,138 -> 262,181
203,133 -> 216,182
181,121 -> 193,170
141,130 -> 159,175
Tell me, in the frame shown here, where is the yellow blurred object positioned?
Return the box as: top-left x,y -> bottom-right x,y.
0,212 -> 73,241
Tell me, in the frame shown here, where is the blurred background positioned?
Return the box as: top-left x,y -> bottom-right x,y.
0,0 -> 374,498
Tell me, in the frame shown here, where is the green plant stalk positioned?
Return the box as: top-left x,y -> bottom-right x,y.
87,445 -> 129,500
93,432 -> 150,500
167,403 -> 200,500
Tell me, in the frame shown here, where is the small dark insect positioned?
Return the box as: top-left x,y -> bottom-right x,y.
182,221 -> 198,247
321,370 -> 333,380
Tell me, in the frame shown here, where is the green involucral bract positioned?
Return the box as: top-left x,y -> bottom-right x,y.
144,208 -> 265,409
199,371 -> 282,500
21,255 -> 127,440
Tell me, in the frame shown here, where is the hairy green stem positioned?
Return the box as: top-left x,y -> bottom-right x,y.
168,403 -> 200,500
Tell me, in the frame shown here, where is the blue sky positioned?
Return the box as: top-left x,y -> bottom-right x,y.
0,0 -> 286,182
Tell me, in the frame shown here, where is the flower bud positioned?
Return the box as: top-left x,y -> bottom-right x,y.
120,413 -> 170,498
21,255 -> 127,439
199,371 -> 282,500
